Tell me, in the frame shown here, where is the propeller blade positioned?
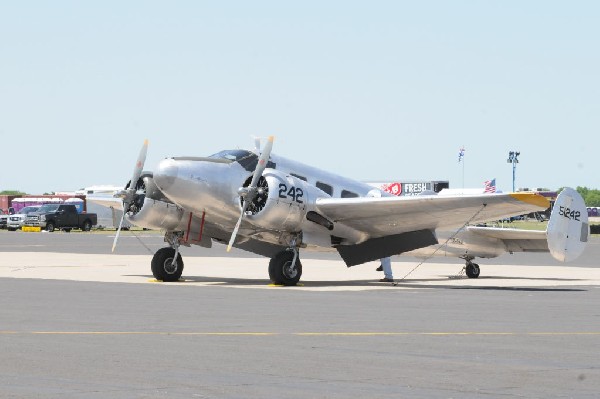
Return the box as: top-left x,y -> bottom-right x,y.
111,212 -> 125,253
252,135 -> 261,153
113,139 -> 149,253
226,136 -> 274,252
227,203 -> 247,252
248,135 -> 273,190
130,139 -> 149,196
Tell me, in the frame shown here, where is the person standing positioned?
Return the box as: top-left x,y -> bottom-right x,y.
378,257 -> 393,282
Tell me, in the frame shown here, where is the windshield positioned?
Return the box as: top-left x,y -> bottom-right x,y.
208,149 -> 275,172
209,149 -> 255,162
20,206 -> 40,214
37,204 -> 60,213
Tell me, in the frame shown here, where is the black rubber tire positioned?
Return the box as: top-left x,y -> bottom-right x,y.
46,222 -> 55,232
82,220 -> 92,231
151,247 -> 184,282
466,262 -> 480,278
268,251 -> 302,286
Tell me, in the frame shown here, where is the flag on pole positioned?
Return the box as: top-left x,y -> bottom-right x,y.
484,178 -> 496,193
458,147 -> 465,162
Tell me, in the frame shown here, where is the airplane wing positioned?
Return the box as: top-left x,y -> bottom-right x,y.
315,192 -> 548,236
466,226 -> 549,253
314,192 -> 549,265
466,226 -> 546,240
404,225 -> 549,262
86,196 -> 124,211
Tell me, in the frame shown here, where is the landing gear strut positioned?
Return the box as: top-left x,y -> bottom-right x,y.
269,237 -> 302,286
151,232 -> 185,282
269,250 -> 302,286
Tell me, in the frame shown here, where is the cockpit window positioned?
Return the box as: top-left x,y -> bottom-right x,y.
209,149 -> 255,162
208,149 -> 276,172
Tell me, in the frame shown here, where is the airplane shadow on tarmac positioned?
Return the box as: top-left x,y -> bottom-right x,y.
124,274 -> 587,292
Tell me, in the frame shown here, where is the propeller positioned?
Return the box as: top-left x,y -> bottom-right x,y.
227,135 -> 274,252
252,135 -> 261,153
112,139 -> 149,252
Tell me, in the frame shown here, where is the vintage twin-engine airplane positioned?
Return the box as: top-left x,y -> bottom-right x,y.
108,138 -> 588,285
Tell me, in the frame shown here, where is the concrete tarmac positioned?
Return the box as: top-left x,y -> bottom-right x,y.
1,230 -> 600,398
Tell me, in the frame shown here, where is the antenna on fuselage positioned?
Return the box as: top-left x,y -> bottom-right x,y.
251,135 -> 261,153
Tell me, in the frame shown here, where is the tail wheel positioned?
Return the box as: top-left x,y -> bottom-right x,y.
151,247 -> 184,282
268,251 -> 302,286
465,262 -> 480,278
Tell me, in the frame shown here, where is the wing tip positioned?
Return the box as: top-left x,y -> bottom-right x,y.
509,192 -> 550,209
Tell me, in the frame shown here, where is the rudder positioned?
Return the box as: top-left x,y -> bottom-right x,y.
546,187 -> 589,262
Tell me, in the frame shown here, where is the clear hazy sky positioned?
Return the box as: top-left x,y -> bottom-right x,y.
1,1 -> 598,194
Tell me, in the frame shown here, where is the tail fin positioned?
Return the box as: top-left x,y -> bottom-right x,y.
546,187 -> 589,262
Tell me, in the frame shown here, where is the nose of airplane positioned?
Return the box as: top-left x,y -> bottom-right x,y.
154,158 -> 179,192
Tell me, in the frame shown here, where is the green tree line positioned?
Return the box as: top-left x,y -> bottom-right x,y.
0,190 -> 28,195
574,187 -> 600,207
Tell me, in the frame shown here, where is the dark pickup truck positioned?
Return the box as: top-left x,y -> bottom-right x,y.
24,204 -> 97,232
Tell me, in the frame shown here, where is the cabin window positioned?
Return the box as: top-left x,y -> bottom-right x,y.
341,190 -> 359,198
316,181 -> 333,196
291,173 -> 307,182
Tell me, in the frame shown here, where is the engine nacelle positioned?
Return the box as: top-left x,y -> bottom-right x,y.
127,198 -> 185,230
244,170 -> 330,232
125,174 -> 185,230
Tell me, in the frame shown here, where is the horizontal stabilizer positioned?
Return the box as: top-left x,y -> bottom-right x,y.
546,187 -> 589,262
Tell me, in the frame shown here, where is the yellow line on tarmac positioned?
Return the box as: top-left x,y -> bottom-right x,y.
1,331 -> 600,336
297,332 -> 518,336
27,331 -> 278,336
299,332 -> 600,336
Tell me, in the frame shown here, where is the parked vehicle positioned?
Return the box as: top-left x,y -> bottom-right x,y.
0,210 -> 7,229
7,206 -> 41,231
25,204 -> 97,232
0,208 -> 15,229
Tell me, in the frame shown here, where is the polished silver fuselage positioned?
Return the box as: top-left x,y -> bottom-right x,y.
133,151 -> 389,252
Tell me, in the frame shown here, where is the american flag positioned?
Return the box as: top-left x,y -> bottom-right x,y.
458,147 -> 465,162
484,178 -> 496,193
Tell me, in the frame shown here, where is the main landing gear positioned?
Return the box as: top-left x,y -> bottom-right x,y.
269,250 -> 302,286
268,236 -> 302,286
462,256 -> 481,279
151,232 -> 185,282
150,232 -> 303,285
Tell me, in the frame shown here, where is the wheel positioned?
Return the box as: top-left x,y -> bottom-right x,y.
151,247 -> 184,282
82,220 -> 92,231
268,251 -> 302,286
465,262 -> 480,278
46,222 -> 55,232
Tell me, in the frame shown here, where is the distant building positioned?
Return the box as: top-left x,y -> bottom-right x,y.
367,180 -> 449,196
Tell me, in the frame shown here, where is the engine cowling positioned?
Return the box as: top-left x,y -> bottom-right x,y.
125,174 -> 185,230
243,170 -> 330,232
